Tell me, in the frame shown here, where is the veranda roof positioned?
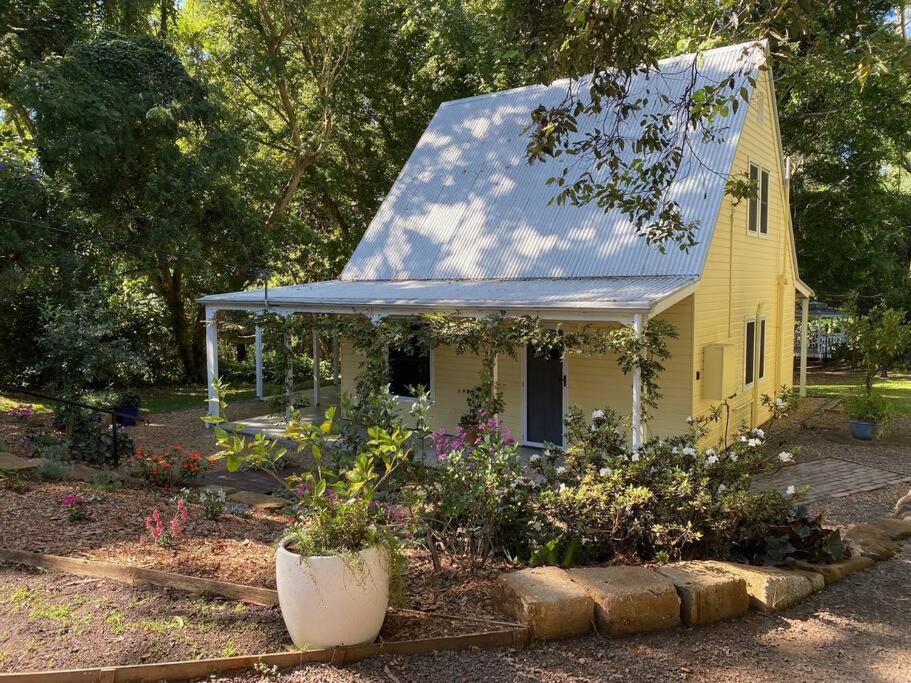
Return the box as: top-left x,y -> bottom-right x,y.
198,275 -> 698,320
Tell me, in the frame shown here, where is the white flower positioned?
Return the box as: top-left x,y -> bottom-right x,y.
529,453 -> 541,463
555,466 -> 566,475
786,485 -> 796,496
592,409 -> 605,420
717,483 -> 727,494
753,428 -> 765,438
706,454 -> 719,466
631,452 -> 640,462
729,453 -> 738,462
671,446 -> 679,454
599,467 -> 612,477
739,436 -> 747,443
775,397 -> 784,407
531,521 -> 542,531
747,438 -> 761,448
682,447 -> 696,457
778,451 -> 794,463
558,483 -> 567,493
705,448 -> 716,457
686,415 -> 694,424
590,425 -> 597,432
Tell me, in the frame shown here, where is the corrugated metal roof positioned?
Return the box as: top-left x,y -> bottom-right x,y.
199,275 -> 697,312
341,41 -> 765,281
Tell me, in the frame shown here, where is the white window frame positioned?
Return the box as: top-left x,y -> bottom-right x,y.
743,316 -> 767,389
747,160 -> 771,238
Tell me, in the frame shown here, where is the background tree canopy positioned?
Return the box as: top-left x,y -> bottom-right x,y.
1,0 -> 909,391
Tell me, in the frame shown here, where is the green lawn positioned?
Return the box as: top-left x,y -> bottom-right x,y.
806,373 -> 911,416
138,380 -> 325,413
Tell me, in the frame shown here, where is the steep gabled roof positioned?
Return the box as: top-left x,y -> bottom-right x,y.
341,41 -> 767,282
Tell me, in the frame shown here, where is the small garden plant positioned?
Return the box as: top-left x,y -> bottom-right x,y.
130,445 -> 214,487
142,499 -> 190,547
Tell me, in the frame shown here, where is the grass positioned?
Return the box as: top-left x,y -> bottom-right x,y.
806,372 -> 911,416
0,395 -> 54,413
138,379 -> 331,413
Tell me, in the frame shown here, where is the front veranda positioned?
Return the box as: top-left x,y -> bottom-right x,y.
198,301 -> 662,450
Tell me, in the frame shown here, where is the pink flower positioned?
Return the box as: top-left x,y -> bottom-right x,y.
61,495 -> 80,507
170,517 -> 181,538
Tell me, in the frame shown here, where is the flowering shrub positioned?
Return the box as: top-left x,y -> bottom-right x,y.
143,499 -> 189,547
130,445 -> 214,486
7,403 -> 33,420
178,487 -> 228,521
417,414 -> 535,566
525,407 -> 835,566
61,494 -> 88,522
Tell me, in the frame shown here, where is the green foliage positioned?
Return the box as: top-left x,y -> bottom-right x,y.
526,408 -> 812,565
53,409 -> 134,467
844,388 -> 895,436
842,297 -> 911,391
34,459 -> 71,481
419,416 -> 533,566
731,505 -> 847,566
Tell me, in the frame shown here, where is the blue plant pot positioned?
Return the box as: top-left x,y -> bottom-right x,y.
116,406 -> 139,427
849,419 -> 876,441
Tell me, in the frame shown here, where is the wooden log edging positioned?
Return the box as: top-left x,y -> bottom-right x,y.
0,628 -> 529,683
0,548 -> 279,605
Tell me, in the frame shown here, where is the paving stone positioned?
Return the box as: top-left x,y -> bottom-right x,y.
701,562 -> 816,613
494,567 -> 594,640
786,567 -> 825,592
0,453 -> 43,471
793,556 -> 875,585
655,562 -> 749,626
844,524 -> 901,561
868,517 -> 911,541
226,489 -> 287,510
568,566 -> 680,637
67,463 -> 100,482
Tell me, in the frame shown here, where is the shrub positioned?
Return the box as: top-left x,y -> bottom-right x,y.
730,504 -> 847,566
130,445 -> 214,487
526,408 -> 809,565
91,469 -> 122,491
53,408 -> 134,467
35,459 -> 71,481
844,388 -> 895,436
417,414 -> 535,566
179,487 -> 227,521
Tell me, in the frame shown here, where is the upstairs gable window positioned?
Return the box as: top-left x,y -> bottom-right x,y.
748,162 -> 770,236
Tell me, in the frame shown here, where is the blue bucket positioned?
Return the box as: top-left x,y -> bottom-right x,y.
116,406 -> 139,427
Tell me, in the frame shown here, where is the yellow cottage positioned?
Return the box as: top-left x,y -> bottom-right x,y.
201,40 -> 814,448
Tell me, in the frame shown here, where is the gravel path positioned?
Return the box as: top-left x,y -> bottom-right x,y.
224,542 -> 911,683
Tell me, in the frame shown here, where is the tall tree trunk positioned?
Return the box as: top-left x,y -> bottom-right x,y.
155,263 -> 202,382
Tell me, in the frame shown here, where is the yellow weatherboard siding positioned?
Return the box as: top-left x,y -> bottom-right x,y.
691,68 -> 797,446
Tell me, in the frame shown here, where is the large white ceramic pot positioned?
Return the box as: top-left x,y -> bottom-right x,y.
275,539 -> 390,649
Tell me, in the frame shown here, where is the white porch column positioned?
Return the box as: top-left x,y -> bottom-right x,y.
254,325 -> 264,399
332,335 -> 340,390
283,321 -> 293,421
312,329 -> 320,406
631,313 -> 644,449
799,295 -> 809,397
205,307 -> 219,418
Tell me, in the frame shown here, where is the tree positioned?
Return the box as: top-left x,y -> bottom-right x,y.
17,32 -> 269,381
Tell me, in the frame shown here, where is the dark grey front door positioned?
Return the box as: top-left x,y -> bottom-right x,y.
526,345 -> 563,445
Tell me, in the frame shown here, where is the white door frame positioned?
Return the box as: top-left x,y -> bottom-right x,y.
521,345 -> 568,448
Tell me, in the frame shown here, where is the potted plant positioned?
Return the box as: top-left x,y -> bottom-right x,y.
844,388 -> 894,440
115,390 -> 141,426
212,400 -> 410,649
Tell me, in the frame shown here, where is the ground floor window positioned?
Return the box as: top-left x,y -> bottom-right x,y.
745,318 -> 767,387
388,328 -> 431,398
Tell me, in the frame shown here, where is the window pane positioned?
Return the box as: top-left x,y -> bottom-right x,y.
389,328 -> 430,398
760,170 -> 770,234
745,321 -> 755,385
748,164 -> 759,232
759,319 -> 766,379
